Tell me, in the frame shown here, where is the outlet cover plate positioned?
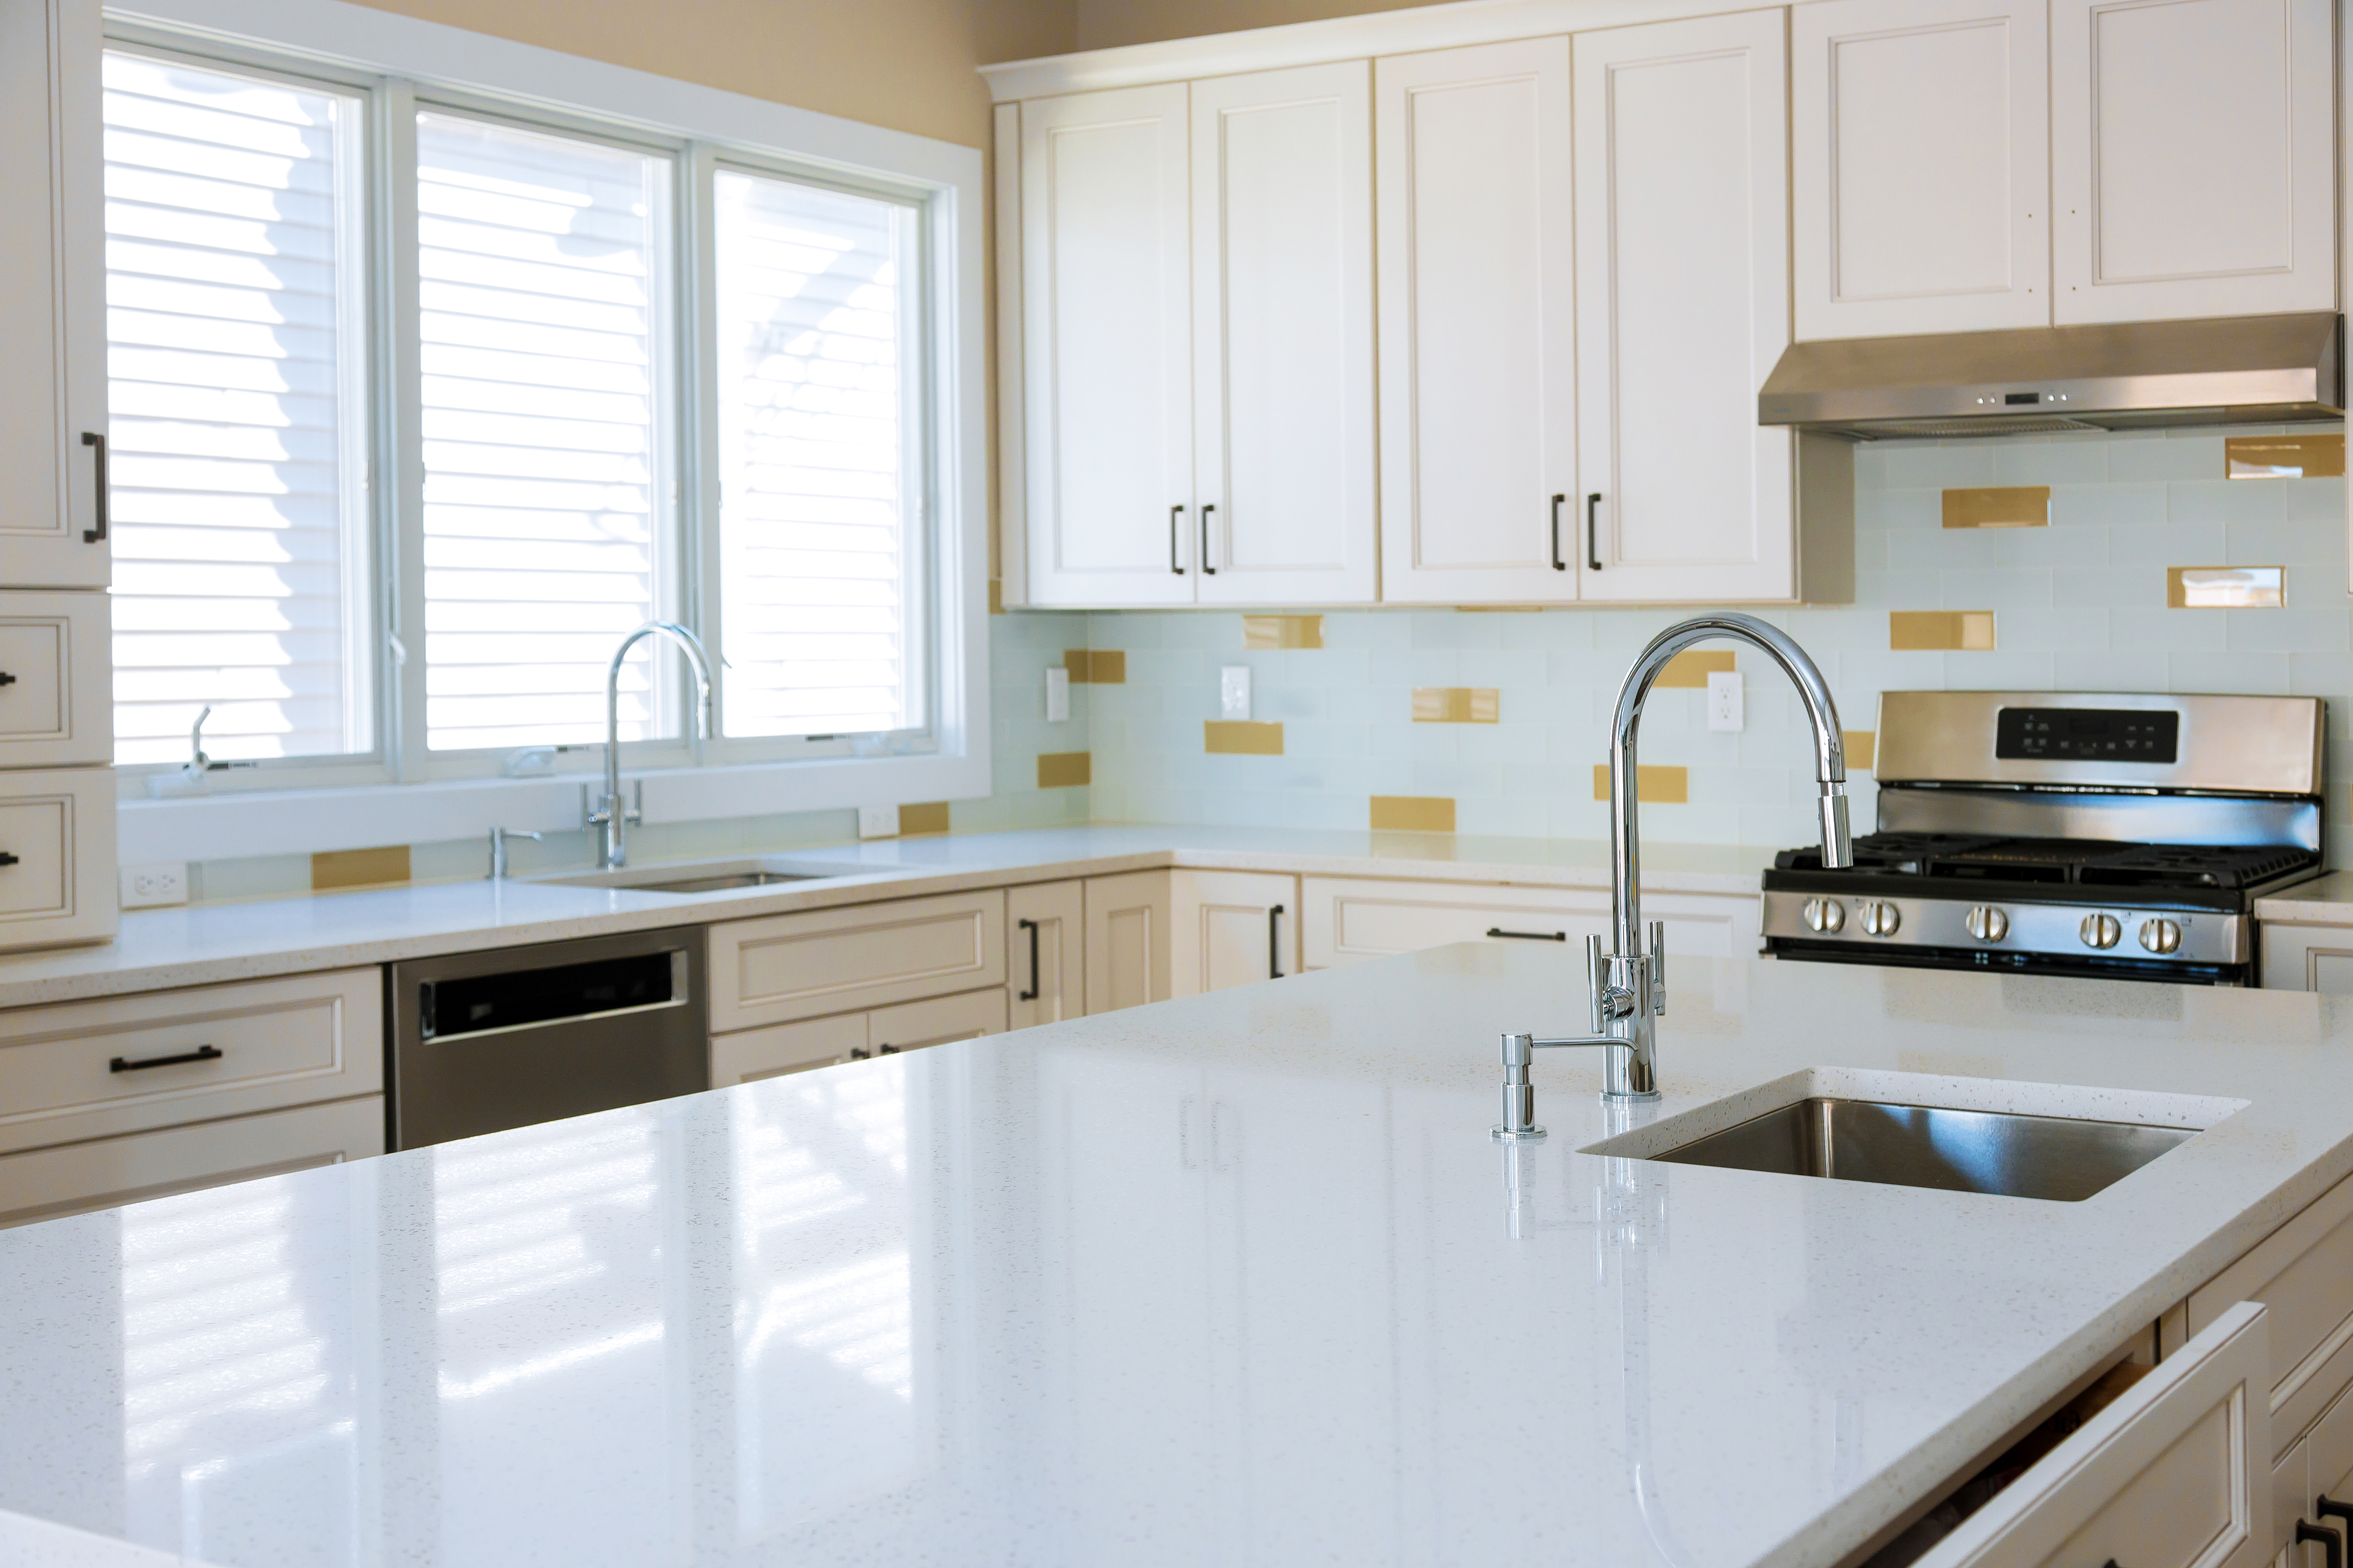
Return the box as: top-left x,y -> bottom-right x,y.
1220,665 -> 1252,722
1707,670 -> 1744,732
1045,666 -> 1070,722
121,862 -> 190,908
858,805 -> 900,839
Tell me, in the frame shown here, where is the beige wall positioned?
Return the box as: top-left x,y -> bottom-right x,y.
1073,0 -> 1461,51
343,0 -> 1075,148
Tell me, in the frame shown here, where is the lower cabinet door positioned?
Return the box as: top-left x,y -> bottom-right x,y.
0,765 -> 115,952
1916,1300 -> 2271,1568
1085,870 -> 1172,1015
1008,878 -> 1085,1029
1168,869 -> 1298,996
0,1095 -> 384,1228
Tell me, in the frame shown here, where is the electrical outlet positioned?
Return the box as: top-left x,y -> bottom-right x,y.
1220,665 -> 1252,722
1707,669 -> 1745,732
1045,665 -> 1070,722
858,804 -> 900,839
121,862 -> 189,908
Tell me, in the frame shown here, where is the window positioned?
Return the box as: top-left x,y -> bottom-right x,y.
96,25 -> 975,825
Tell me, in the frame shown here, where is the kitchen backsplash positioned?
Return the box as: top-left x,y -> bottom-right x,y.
181,424 -> 2347,900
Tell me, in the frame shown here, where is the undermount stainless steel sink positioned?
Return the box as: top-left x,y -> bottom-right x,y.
1647,1097 -> 2196,1202
534,857 -> 906,896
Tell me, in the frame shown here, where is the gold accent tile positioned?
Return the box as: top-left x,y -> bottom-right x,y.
1369,795 -> 1454,832
1062,649 -> 1089,680
1591,765 -> 1688,804
1242,614 -> 1323,650
1889,610 -> 1996,650
312,845 -> 411,892
1061,649 -> 1126,683
1036,751 -> 1091,788
2227,433 -> 2345,479
2168,566 -> 2285,609
1843,729 -> 1877,770
1205,720 -> 1284,755
988,578 -> 1004,614
1653,650 -> 1735,689
1411,687 -> 1499,723
898,801 -> 951,836
1942,485 -> 2050,529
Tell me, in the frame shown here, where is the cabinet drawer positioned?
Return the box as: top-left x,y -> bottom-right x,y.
2185,1168 -> 2353,1453
0,765 -> 115,950
0,590 -> 108,767
0,1095 -> 384,1229
1299,876 -> 1758,968
869,986 -> 1007,1052
711,987 -> 1010,1086
0,968 -> 382,1156
1917,1301 -> 2270,1568
708,890 -> 1005,1030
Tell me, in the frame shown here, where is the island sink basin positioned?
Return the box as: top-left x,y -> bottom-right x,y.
1647,1097 -> 2195,1202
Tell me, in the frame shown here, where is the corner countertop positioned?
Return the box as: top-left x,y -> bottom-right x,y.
2254,869 -> 2353,923
0,825 -> 1774,1010
1,948 -> 2345,1567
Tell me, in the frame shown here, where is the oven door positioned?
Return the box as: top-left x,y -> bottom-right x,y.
1762,935 -> 2247,985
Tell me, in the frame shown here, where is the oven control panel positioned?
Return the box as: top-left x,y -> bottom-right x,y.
1995,706 -> 2180,763
1759,892 -> 2242,966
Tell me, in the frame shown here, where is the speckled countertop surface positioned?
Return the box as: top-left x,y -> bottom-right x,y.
2254,869 -> 2353,923
0,825 -> 1772,1010
1,945 -> 2347,1568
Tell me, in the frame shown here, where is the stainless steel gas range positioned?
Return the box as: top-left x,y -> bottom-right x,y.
1761,691 -> 2326,986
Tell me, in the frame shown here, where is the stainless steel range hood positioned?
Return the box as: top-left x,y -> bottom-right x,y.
1758,312 -> 2342,439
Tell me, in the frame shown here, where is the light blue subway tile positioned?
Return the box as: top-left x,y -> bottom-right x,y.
1994,606 -> 2111,651
2227,606 -> 2349,653
2286,476 -> 2348,525
2167,650 -> 2290,693
1946,649 -> 2053,688
1942,568 -> 2052,609
2110,607 -> 2226,651
1411,609 -> 1504,649
1882,443 -> 1999,489
2109,433 -> 2224,483
1994,438 -> 2109,486
2055,565 -> 2165,608
2169,478 -> 2288,528
2053,482 -> 2164,529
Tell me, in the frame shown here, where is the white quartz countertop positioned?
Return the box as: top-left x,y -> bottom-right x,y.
0,824 -> 1772,1009
1,948 -> 2348,1568
2254,869 -> 2353,923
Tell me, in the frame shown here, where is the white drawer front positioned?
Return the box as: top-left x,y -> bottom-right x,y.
1918,1300 -> 2270,1568
0,1095 -> 384,1229
0,968 -> 382,1156
1299,876 -> 1759,968
0,589 -> 108,767
0,766 -> 114,950
868,986 -> 1007,1052
2189,1167 -> 2353,1453
712,1013 -> 864,1086
709,889 -> 1006,1030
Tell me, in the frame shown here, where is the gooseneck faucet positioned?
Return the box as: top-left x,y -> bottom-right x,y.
1496,613 -> 1851,1133
587,621 -> 716,870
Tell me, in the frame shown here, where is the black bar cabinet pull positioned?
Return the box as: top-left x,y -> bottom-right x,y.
0,671 -> 15,686
1487,926 -> 1567,942
1169,505 -> 1185,574
0,852 -> 16,868
111,1044 -> 222,1073
1268,904 -> 1284,979
1017,917 -> 1041,1000
2321,1497 -> 2353,1529
82,431 -> 108,543
878,1043 -> 899,1055
1200,504 -> 1217,574
1549,493 -> 1567,571
2298,1520 -> 2344,1568
1585,492 -> 1602,572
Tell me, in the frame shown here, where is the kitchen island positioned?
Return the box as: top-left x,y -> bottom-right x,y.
0,945 -> 2347,1568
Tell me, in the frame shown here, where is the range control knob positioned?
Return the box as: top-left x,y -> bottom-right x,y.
2139,918 -> 2183,955
2080,912 -> 2123,950
1802,898 -> 1846,933
1964,905 -> 2009,943
1860,900 -> 1902,938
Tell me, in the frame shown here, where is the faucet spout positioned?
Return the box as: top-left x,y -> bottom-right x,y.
591,621 -> 716,869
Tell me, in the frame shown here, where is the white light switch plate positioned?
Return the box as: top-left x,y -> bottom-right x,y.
1045,665 -> 1070,722
121,862 -> 189,908
1220,665 -> 1251,722
858,805 -> 899,839
1707,669 -> 1744,732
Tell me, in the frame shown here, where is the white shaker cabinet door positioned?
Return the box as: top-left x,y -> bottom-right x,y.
1374,39 -> 1579,605
0,0 -> 108,589
1008,877 -> 1085,1030
1572,11 -> 1797,605
2051,0 -> 2334,323
1084,869 -> 1171,1015
1168,869 -> 1298,997
1792,0 -> 2051,340
1019,85 -> 1197,606
1189,63 -> 1376,606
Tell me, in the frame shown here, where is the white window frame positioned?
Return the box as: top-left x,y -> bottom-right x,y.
106,0 -> 988,864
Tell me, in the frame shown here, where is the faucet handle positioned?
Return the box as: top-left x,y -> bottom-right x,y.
1649,920 -> 1666,1016
1585,934 -> 1605,1034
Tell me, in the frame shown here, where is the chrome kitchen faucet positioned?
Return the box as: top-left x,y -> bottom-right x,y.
587,621 -> 716,870
1495,613 -> 1852,1134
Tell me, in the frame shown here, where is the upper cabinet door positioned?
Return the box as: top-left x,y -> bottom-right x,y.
1189,64 -> 1376,607
1373,39 -> 1579,606
0,0 -> 107,589
1573,10 -> 1796,604
1019,86 -> 1197,606
1792,0 -> 2051,339
2051,0 -> 2335,323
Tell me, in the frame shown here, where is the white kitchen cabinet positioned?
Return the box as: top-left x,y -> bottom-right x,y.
0,765 -> 114,949
1373,38 -> 1578,605
709,986 -> 1011,1086
0,0 -> 107,590
2050,0 -> 2335,323
2258,923 -> 2353,994
1299,875 -> 1761,970
1792,0 -> 2050,340
1169,869 -> 1298,996
1571,11 -> 1804,605
1189,62 -> 1376,606
1084,869 -> 1171,1014
0,590 -> 108,768
1018,84 -> 1195,606
1008,878 -> 1084,1029
705,889 -> 1005,1032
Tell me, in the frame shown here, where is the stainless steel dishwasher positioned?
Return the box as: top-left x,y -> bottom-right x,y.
388,926 -> 707,1149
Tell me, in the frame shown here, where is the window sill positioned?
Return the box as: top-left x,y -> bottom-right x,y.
116,746 -> 992,864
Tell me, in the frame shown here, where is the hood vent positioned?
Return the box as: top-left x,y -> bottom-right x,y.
1759,312 -> 2341,439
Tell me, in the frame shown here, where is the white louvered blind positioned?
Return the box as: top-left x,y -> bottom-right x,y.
715,169 -> 921,739
101,52 -> 371,765
416,113 -> 674,752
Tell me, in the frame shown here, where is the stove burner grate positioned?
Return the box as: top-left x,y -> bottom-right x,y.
1772,832 -> 2318,890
